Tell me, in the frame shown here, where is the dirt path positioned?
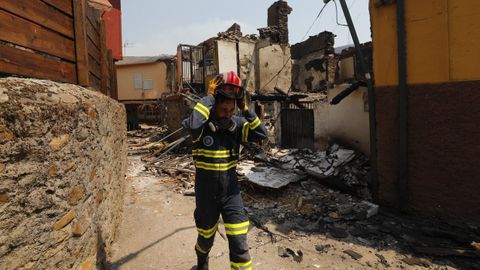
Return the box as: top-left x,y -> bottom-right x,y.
108,155 -> 465,270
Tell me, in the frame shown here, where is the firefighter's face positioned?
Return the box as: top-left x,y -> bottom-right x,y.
215,99 -> 235,119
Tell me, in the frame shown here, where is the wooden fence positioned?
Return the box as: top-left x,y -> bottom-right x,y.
0,0 -> 117,99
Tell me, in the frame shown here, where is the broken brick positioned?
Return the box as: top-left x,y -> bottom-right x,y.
68,186 -> 85,205
0,192 -> 9,204
402,256 -> 430,267
0,130 -> 14,142
54,210 -> 75,230
49,134 -> 70,151
89,169 -> 96,182
95,190 -> 104,206
72,219 -> 88,237
79,257 -> 94,270
85,107 -> 97,120
48,165 -> 58,178
65,162 -> 76,173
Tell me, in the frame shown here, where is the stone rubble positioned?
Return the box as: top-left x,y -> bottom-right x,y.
216,23 -> 259,43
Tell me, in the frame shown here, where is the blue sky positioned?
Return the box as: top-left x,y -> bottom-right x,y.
121,0 -> 371,56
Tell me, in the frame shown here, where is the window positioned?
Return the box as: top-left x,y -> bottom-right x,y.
143,79 -> 154,90
134,72 -> 143,90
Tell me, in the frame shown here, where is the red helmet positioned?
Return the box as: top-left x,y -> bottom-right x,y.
215,71 -> 244,99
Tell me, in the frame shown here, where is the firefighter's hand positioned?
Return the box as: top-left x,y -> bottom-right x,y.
207,76 -> 222,95
238,92 -> 249,113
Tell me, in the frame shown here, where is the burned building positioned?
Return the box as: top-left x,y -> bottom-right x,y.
337,42 -> 373,83
259,0 -> 293,45
291,31 -> 336,92
196,25 -> 258,94
177,0 -> 292,96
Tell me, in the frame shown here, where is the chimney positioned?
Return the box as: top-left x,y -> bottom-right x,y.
267,0 -> 293,45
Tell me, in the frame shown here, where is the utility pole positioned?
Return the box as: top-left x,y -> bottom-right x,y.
330,0 -> 378,202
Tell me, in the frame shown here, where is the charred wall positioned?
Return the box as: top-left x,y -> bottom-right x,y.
338,42 -> 373,83
263,0 -> 292,45
291,32 -> 336,92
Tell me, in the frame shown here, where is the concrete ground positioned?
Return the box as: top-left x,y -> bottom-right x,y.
108,155 -> 472,270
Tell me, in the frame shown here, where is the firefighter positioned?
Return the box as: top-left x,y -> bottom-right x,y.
182,71 -> 267,270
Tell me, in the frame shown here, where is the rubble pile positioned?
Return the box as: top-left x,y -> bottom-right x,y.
239,144 -> 371,199
145,154 -> 196,195
225,23 -> 242,37
243,178 -> 378,233
127,124 -> 168,138
125,125 -> 480,268
217,23 -> 259,42
127,124 -> 169,155
243,177 -> 480,267
258,26 -> 281,43
127,125 -> 195,194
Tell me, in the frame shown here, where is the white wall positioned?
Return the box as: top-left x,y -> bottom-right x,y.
238,41 -> 256,92
312,85 -> 370,155
257,44 -> 292,94
217,40 -> 238,74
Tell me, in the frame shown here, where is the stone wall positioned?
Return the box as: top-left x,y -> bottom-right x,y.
265,0 -> 292,45
0,78 -> 127,269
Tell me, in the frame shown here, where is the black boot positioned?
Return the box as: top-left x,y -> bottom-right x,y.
196,254 -> 209,270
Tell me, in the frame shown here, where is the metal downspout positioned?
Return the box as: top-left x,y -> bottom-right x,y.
396,0 -> 408,210
338,0 -> 379,202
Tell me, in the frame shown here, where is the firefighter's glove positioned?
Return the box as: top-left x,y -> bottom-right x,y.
207,76 -> 223,95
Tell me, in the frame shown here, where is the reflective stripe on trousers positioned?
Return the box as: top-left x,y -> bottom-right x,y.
230,259 -> 253,270
224,221 -> 249,236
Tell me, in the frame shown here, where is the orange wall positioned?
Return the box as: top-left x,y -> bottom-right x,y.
370,0 -> 480,87
103,0 -> 122,60
116,62 -> 169,102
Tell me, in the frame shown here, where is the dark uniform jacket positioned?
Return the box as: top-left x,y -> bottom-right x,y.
182,95 -> 267,186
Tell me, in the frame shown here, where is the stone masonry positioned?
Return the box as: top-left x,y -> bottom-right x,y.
0,78 -> 127,269
266,0 -> 292,45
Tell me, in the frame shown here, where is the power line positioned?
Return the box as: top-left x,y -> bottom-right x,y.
301,3 -> 330,41
333,0 -> 357,34
333,0 -> 349,27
